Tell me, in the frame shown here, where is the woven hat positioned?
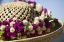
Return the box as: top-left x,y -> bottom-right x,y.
0,2 -> 37,23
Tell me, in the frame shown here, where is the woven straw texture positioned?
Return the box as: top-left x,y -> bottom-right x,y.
0,2 -> 37,22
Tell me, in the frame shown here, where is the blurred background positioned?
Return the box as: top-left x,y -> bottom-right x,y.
0,0 -> 64,42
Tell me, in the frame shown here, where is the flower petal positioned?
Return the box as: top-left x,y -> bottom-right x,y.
2,20 -> 8,25
32,24 -> 37,29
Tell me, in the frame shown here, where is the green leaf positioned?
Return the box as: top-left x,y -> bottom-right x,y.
17,32 -> 21,38
24,26 -> 29,32
0,30 -> 4,36
0,30 -> 5,40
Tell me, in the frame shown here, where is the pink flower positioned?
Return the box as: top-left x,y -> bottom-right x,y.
21,30 -> 25,36
5,26 -> 10,31
9,18 -> 13,22
39,22 -> 43,27
43,8 -> 47,13
27,1 -> 36,8
11,32 -> 17,37
18,26 -> 24,31
17,21 -> 23,26
3,32 -> 11,40
7,32 -> 11,37
2,20 -> 8,25
32,24 -> 37,30
13,23 -> 18,29
27,1 -> 32,4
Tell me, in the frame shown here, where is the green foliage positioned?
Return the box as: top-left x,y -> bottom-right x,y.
24,26 -> 29,32
0,30 -> 5,40
17,32 -> 22,39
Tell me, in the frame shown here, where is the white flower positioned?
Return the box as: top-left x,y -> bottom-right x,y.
46,28 -> 50,33
42,26 -> 46,31
28,25 -> 33,31
39,15 -> 45,21
41,12 -> 47,18
49,20 -> 54,22
34,17 -> 39,20
10,21 -> 15,26
45,15 -> 47,18
10,27 -> 15,33
36,4 -> 43,12
47,10 -> 51,16
36,26 -> 41,31
30,29 -> 35,34
41,14 -> 45,17
29,22 -> 32,26
38,30 -> 42,35
30,3 -> 34,7
41,12 -> 45,15
0,25 -> 6,30
23,19 -> 28,25
34,20 -> 39,25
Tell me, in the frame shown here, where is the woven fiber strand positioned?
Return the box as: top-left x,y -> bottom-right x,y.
0,2 -> 37,22
0,19 -> 63,42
